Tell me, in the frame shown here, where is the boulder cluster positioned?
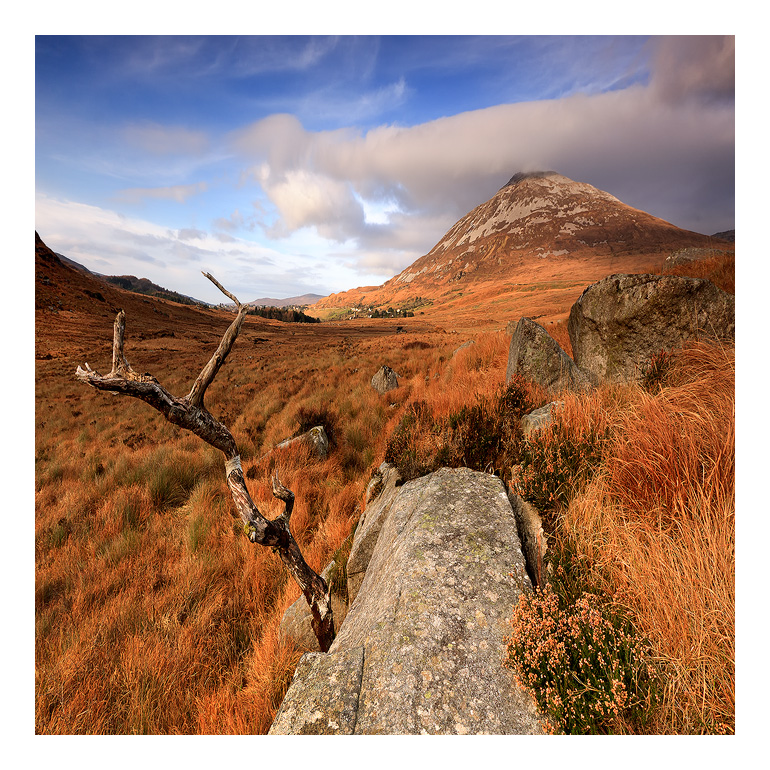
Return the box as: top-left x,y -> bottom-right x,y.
508,273 -> 735,392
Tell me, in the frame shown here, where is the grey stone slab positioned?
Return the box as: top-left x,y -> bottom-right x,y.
270,467 -> 544,735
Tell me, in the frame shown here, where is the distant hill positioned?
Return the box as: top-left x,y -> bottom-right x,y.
246,294 -> 325,308
100,274 -> 207,307
314,171 -> 733,310
35,231 -> 219,330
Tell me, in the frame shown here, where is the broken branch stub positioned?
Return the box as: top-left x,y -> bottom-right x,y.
74,274 -> 335,652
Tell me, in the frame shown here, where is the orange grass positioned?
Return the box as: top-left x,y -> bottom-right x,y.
36,291 -> 734,734
35,318 -> 457,734
555,341 -> 735,733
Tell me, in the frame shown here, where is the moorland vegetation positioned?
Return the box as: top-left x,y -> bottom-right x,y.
35,249 -> 734,734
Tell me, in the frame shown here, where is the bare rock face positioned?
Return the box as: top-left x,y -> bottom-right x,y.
505,316 -> 593,393
269,467 -> 544,735
348,463 -> 403,605
568,274 -> 735,383
371,365 -> 400,394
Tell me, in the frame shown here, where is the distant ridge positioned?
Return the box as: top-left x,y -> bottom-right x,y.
52,247 -> 208,306
246,294 -> 326,308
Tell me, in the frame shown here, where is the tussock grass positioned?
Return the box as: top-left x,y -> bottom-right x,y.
555,341 -> 735,733
36,318 -> 451,734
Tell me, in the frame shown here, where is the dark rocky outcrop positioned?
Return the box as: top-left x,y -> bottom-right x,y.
371,365 -> 400,394
507,491 -> 547,589
505,317 -> 593,393
568,274 -> 735,384
269,467 -> 544,735
663,247 -> 732,271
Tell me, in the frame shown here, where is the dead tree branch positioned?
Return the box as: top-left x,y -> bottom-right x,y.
75,274 -> 335,651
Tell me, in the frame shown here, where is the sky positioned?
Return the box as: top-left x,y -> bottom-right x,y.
34,33 -> 735,305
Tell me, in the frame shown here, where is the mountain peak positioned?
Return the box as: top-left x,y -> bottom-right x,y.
502,170 -> 560,188
313,172 -> 727,311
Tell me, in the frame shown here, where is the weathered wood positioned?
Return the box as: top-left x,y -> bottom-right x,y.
75,275 -> 335,652
186,275 -> 248,409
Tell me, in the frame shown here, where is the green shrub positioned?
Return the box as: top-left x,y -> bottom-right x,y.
500,373 -> 537,420
49,518 -> 71,548
187,513 -> 209,554
640,349 -> 674,393
149,459 -> 199,510
384,383 -> 532,482
505,581 -> 657,734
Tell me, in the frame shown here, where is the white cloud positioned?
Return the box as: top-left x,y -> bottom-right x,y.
34,193 -> 381,300
36,36 -> 734,300
227,36 -> 733,275
650,35 -> 735,105
230,80 -> 732,279
258,168 -> 364,241
176,227 -> 208,241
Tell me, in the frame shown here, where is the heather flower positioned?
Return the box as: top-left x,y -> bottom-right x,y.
504,583 -> 655,734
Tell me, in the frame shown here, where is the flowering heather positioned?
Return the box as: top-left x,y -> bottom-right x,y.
512,398 -> 611,512
505,583 -> 656,734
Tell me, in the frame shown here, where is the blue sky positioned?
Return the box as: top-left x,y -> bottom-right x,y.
35,34 -> 735,304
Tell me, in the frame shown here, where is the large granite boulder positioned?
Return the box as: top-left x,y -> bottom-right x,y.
568,274 -> 735,384
269,467 -> 544,735
505,316 -> 593,393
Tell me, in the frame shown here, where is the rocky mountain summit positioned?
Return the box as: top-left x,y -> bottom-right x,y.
391,171 -> 723,288
316,171 -> 730,310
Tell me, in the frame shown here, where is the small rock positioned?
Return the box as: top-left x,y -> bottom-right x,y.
274,425 -> 330,460
371,365 -> 399,394
520,401 -> 564,438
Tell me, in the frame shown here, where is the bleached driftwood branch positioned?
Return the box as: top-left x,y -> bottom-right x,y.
75,272 -> 334,651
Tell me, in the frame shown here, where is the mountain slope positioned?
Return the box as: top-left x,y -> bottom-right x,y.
53,248 -> 209,306
315,171 -> 731,310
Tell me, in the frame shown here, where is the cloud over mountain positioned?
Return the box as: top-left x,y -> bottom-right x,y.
230,35 -> 733,281
35,35 -> 734,299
